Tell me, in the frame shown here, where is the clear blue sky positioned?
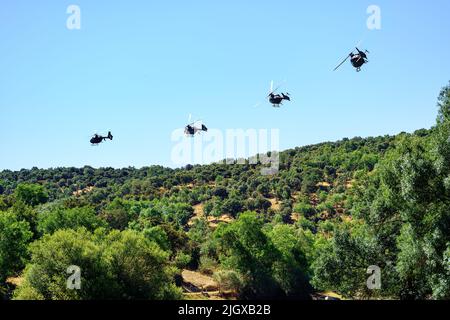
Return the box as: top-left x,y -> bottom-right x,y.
1,0 -> 449,170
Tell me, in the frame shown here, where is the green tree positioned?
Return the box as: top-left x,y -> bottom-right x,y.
14,184 -> 48,207
221,197 -> 243,218
214,212 -> 281,298
0,212 -> 33,282
268,224 -> 311,297
14,228 -> 181,300
294,202 -> 316,219
143,226 -> 171,252
213,270 -> 244,294
311,226 -> 391,299
314,82 -> 450,299
10,201 -> 38,235
37,206 -> 107,235
103,229 -> 181,299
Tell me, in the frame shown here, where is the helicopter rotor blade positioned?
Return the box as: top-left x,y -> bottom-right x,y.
188,118 -> 203,126
187,114 -> 200,126
354,36 -> 366,51
89,130 -> 101,137
267,80 -> 287,97
267,80 -> 275,97
272,84 -> 282,94
333,54 -> 350,71
333,37 -> 367,71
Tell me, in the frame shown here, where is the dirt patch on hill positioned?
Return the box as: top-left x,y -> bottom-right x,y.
346,180 -> 355,189
188,204 -> 205,227
182,270 -> 219,292
268,198 -> 281,211
208,214 -> 234,229
312,291 -> 344,300
291,212 -> 300,222
193,204 -> 204,217
6,277 -> 23,287
188,203 -> 234,229
73,186 -> 94,196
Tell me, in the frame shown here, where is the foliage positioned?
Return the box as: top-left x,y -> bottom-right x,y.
14,184 -> 48,207
14,228 -> 181,300
37,206 -> 107,235
2,82 -> 450,300
0,212 -> 33,282
213,270 -> 244,294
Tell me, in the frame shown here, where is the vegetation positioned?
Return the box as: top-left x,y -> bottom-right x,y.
1,83 -> 449,300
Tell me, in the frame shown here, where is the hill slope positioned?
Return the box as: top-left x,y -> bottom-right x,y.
1,82 -> 449,300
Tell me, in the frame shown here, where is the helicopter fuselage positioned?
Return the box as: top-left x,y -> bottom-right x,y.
90,132 -> 113,144
269,97 -> 283,105
269,93 -> 290,106
185,124 -> 208,136
90,136 -> 105,144
350,55 -> 366,68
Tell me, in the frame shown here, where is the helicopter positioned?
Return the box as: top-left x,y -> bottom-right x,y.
184,117 -> 208,137
90,131 -> 113,145
267,81 -> 291,107
334,47 -> 370,72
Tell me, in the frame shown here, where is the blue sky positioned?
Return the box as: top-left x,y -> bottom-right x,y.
1,0 -> 449,170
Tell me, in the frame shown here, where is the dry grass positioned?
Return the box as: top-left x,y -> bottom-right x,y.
320,291 -> 344,300
188,203 -> 205,227
193,203 -> 204,217
72,186 -> 94,196
316,182 -> 332,188
268,198 -> 281,211
6,277 -> 23,287
346,179 -> 355,189
208,214 -> 234,229
182,270 -> 219,292
184,292 -> 224,300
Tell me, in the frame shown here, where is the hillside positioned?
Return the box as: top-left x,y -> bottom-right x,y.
0,134 -> 399,205
1,83 -> 449,300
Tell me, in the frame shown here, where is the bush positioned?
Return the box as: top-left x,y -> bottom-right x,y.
294,202 -> 316,218
14,184 -> 48,207
14,228 -> 182,300
0,212 -> 33,282
213,270 -> 244,294
174,252 -> 192,269
37,206 -> 107,235
198,256 -> 218,275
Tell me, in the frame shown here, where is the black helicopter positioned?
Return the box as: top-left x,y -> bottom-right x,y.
90,132 -> 113,145
185,119 -> 208,137
267,81 -> 291,107
334,48 -> 370,72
